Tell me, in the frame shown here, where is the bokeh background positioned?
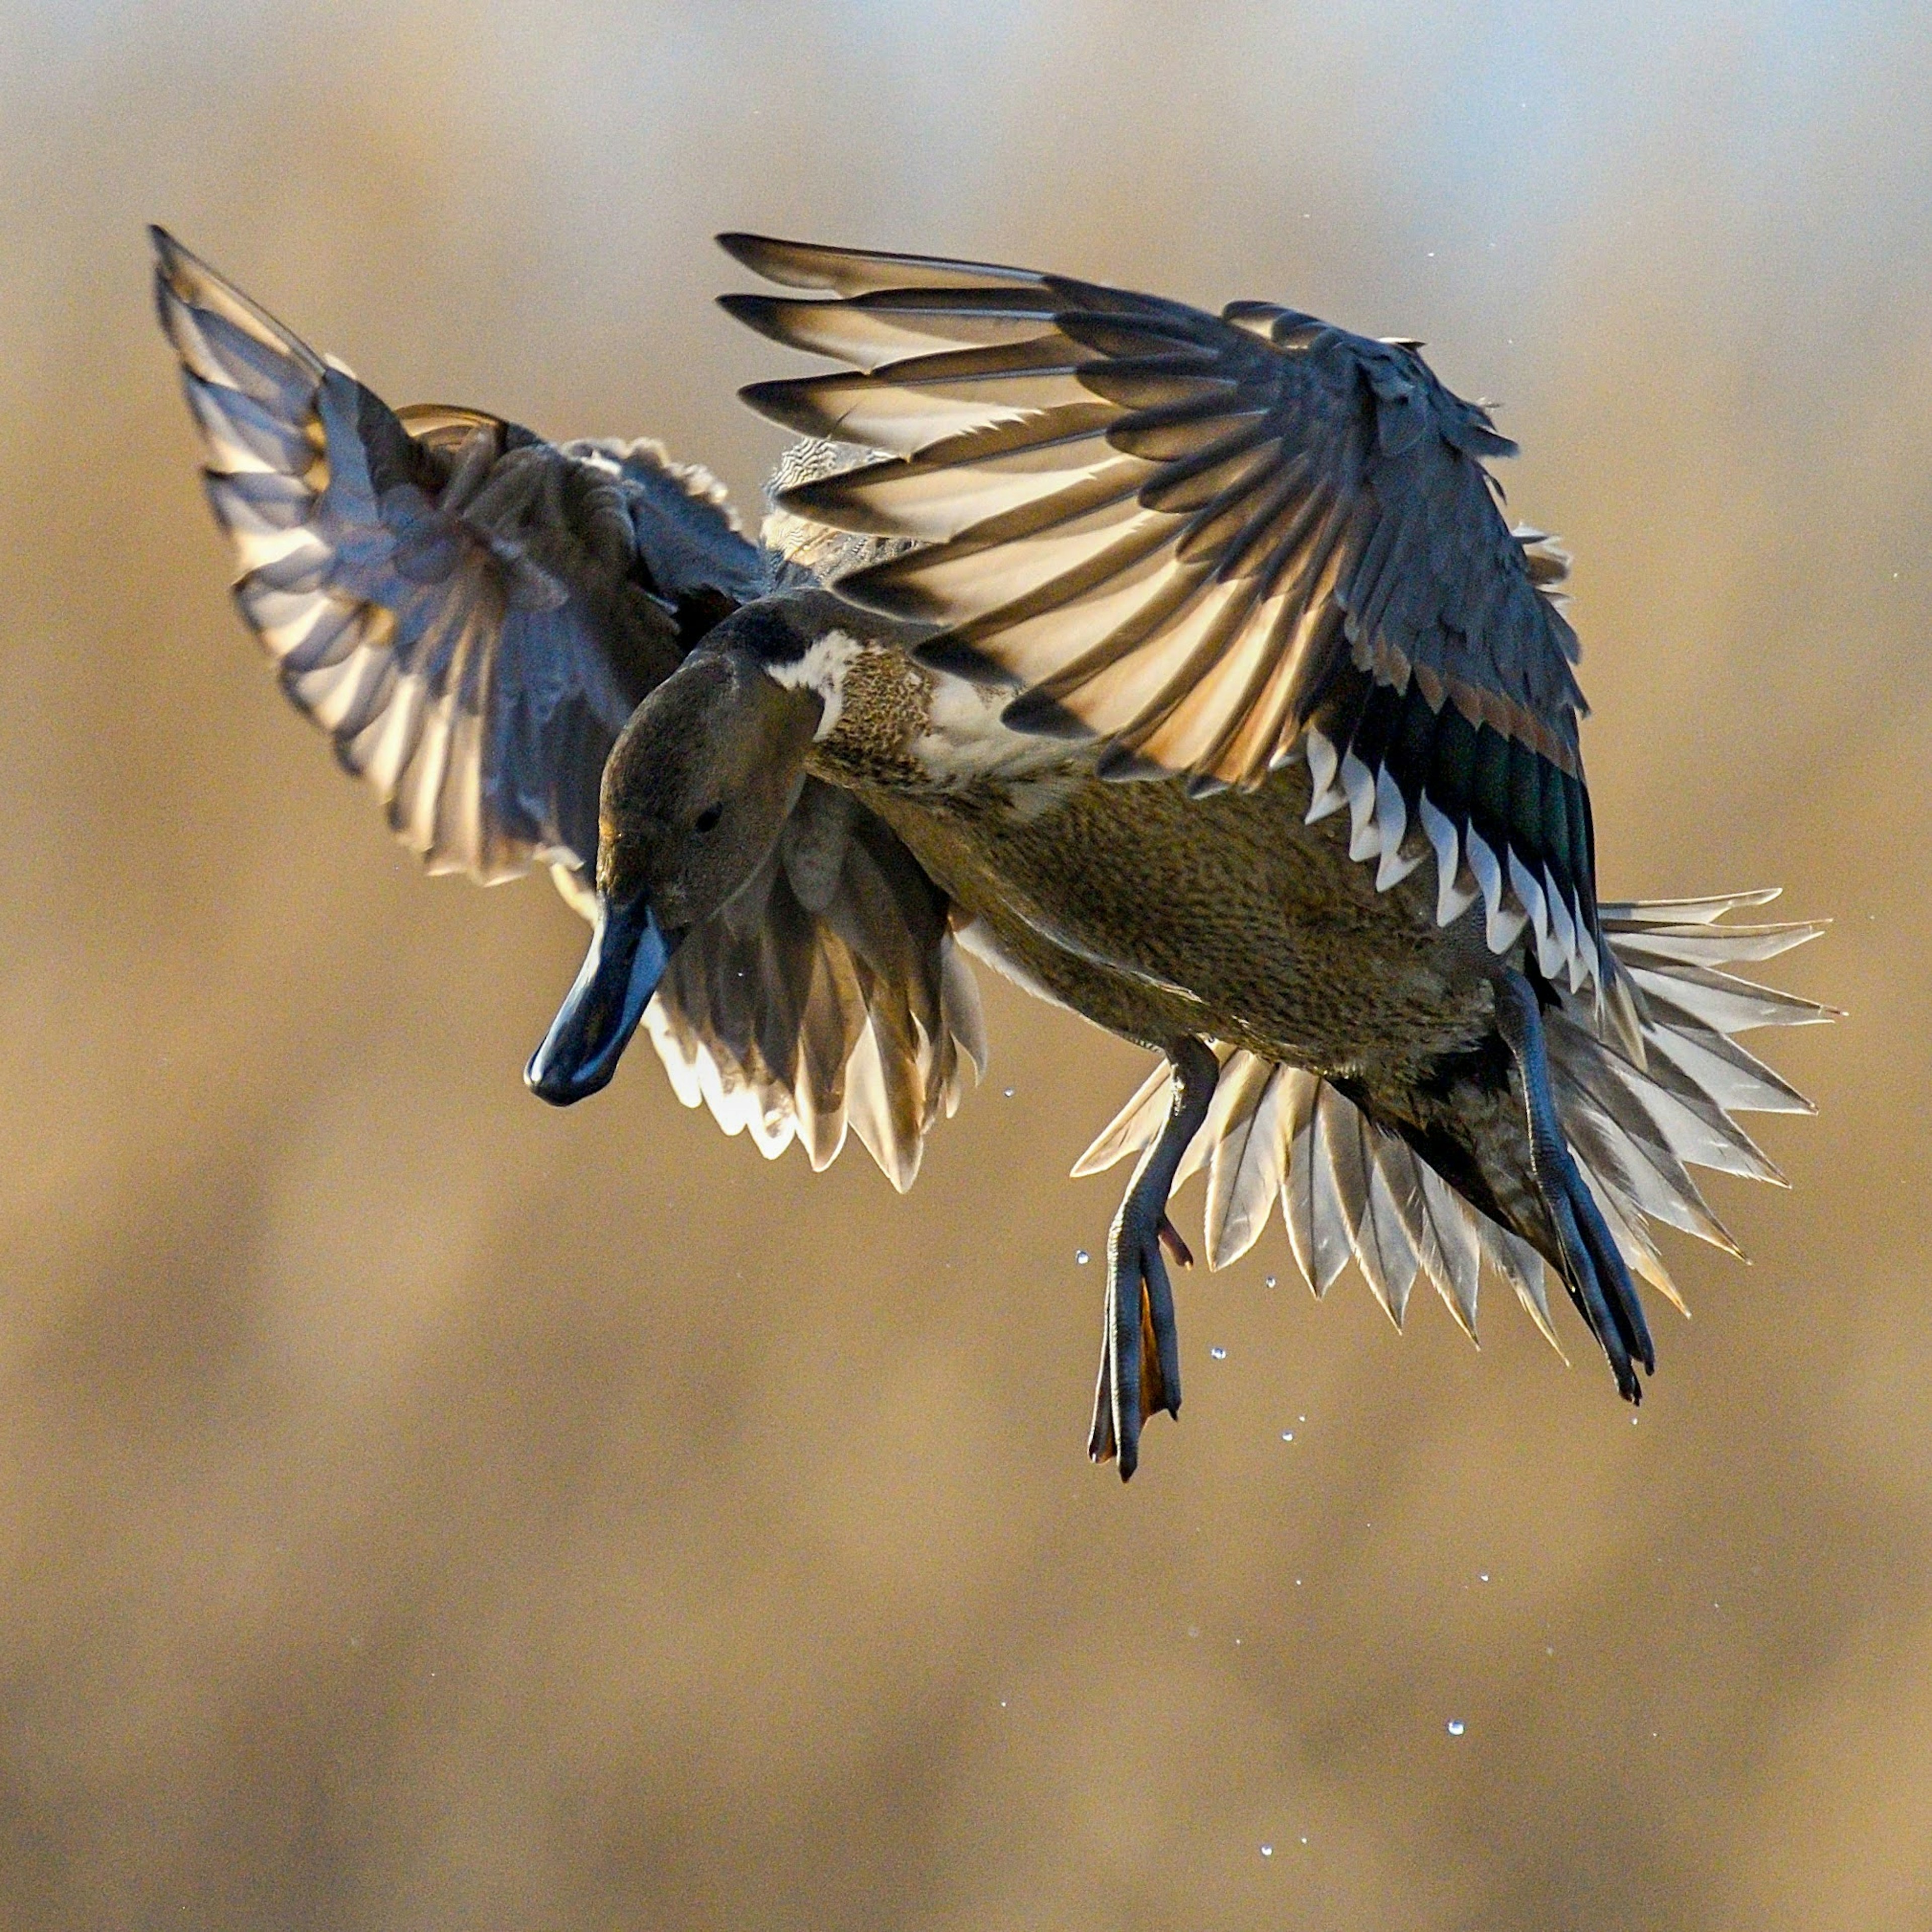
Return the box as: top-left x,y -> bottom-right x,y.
0,4 -> 1922,1927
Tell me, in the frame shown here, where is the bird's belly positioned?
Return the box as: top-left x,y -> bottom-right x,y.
855,761 -> 1498,1088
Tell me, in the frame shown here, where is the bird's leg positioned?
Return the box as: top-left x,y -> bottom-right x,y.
1492,969 -> 1654,1401
1088,1037 -> 1219,1479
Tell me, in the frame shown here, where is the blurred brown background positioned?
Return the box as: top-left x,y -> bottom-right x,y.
0,3 -> 1921,1927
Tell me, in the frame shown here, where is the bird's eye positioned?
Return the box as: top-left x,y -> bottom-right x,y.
692,801 -> 724,834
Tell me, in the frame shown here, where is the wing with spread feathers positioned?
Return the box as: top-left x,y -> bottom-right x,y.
719,233 -> 1617,1018
155,225 -> 767,885
155,228 -> 981,1183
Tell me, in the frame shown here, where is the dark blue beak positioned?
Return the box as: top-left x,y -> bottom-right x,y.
525,895 -> 676,1105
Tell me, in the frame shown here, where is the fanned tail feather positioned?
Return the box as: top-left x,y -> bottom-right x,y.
1072,890 -> 1831,1351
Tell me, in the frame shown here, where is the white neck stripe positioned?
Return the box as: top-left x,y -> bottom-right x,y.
765,628 -> 862,741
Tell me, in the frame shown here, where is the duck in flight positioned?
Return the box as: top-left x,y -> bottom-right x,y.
153,227 -> 1832,1477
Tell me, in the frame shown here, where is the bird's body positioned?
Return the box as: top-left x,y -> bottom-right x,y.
817,671 -> 1493,1092
152,226 -> 1834,1478
781,604 -> 1510,1189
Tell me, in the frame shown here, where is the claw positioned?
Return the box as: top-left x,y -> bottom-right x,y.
1158,1215 -> 1194,1271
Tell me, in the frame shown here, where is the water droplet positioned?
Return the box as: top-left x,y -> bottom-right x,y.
1261,1843 -> 1273,1859
1210,1345 -> 1227,1360
1264,1274 -> 1277,1289
1446,1719 -> 1466,1737
1075,1249 -> 1090,1266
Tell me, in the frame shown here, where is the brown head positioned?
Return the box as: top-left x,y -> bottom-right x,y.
524,625 -> 823,1104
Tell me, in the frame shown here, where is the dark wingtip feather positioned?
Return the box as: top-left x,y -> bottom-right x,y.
825,548 -> 955,623
716,291 -> 805,347
719,231 -> 1045,295
149,225 -> 212,296
1004,687 -> 1098,740
148,228 -> 327,387
912,633 -> 1019,685
773,471 -> 909,537
150,225 -> 200,330
1094,742 -> 1166,780
720,232 -> 919,293
716,232 -> 815,285
738,377 -> 835,439
149,224 -> 221,299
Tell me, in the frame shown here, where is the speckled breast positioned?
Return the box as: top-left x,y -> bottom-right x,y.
841,745 -> 1500,1094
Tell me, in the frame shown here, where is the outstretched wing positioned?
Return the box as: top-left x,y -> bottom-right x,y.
155,226 -> 770,886
719,234 -> 1613,1007
156,229 -> 983,1183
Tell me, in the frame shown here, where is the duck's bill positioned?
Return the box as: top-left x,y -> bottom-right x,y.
525,897 -> 681,1105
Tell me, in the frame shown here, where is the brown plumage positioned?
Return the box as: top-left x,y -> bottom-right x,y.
154,226 -> 1834,1481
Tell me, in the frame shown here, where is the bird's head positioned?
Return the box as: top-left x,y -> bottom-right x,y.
524,626 -> 824,1104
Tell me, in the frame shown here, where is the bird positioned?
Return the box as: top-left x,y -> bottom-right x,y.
152,225 -> 1833,1478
